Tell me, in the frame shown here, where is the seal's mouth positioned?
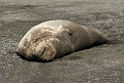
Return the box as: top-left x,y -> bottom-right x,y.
41,47 -> 47,56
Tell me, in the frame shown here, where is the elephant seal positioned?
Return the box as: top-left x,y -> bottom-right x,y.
17,20 -> 109,61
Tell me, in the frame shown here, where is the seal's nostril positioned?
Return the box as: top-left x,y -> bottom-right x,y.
41,47 -> 47,56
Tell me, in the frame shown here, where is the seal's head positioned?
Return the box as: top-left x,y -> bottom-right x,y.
17,27 -> 57,61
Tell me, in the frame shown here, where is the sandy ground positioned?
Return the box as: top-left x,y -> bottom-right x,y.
0,0 -> 124,83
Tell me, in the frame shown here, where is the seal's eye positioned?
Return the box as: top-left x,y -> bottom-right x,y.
60,25 -> 73,36
68,30 -> 73,36
69,32 -> 73,36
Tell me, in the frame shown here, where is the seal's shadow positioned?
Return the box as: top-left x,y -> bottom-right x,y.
16,52 -> 53,63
